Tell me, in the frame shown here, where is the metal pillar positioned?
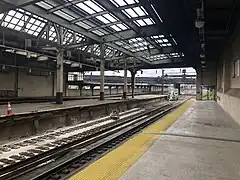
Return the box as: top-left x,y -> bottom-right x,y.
14,52 -> 18,97
109,86 -> 112,95
131,71 -> 136,98
116,86 -> 119,94
161,69 -> 164,95
79,85 -> 83,96
123,60 -> 127,99
56,26 -> 64,104
90,85 -> 94,96
196,66 -> 202,100
100,43 -> 105,100
56,49 -> 64,104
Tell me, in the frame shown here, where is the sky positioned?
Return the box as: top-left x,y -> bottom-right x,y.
84,67 -> 196,77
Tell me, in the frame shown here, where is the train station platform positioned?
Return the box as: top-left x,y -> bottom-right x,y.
0,94 -> 166,116
70,100 -> 240,180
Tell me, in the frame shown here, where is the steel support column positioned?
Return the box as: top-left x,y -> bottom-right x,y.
100,43 -> 105,100
56,26 -> 64,104
131,70 -> 136,98
196,66 -> 202,100
56,49 -> 64,104
123,60 -> 127,99
161,69 -> 164,95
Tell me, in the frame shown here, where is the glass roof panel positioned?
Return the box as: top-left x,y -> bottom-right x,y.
124,8 -> 138,18
143,18 -> 154,25
92,30 -> 104,36
103,14 -> 117,22
76,3 -> 95,14
116,23 -> 128,30
111,25 -> 121,31
35,1 -> 53,10
54,10 -> 75,20
76,21 -> 92,29
136,19 -> 146,26
84,0 -> 103,12
133,7 -> 146,16
96,15 -> 110,24
2,9 -> 46,36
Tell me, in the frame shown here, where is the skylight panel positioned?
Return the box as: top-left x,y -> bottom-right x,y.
92,30 -> 104,36
11,18 -> 19,24
162,39 -> 168,42
8,10 -> 15,16
96,15 -> 110,24
0,13 -> 4,19
133,7 -> 146,16
76,21 -> 91,29
111,25 -> 121,31
18,20 -> 24,27
117,23 -> 128,30
15,12 -> 23,18
36,1 -> 53,10
124,8 -> 138,18
5,15 -> 12,22
114,0 -> 127,6
76,3 -> 95,14
125,0 -> 138,5
103,14 -> 117,22
54,10 -> 75,20
84,1 -> 103,12
143,18 -> 154,25
136,19 -> 146,26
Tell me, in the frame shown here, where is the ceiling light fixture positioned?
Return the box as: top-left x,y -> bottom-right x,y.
195,8 -> 205,29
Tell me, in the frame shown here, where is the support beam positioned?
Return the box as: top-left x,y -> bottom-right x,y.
123,60 -> 127,99
56,49 -> 64,104
100,43 -> 105,100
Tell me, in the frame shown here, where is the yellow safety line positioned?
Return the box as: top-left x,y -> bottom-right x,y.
70,99 -> 194,180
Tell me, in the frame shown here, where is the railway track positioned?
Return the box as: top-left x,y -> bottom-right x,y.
0,99 -> 189,180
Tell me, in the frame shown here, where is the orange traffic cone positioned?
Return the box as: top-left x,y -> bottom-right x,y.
7,102 -> 13,116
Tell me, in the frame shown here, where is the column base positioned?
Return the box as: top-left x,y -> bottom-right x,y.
100,92 -> 104,101
196,92 -> 202,100
123,92 -> 127,99
56,92 -> 63,104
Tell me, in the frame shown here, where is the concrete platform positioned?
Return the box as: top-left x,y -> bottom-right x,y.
0,95 -> 165,116
120,101 -> 240,180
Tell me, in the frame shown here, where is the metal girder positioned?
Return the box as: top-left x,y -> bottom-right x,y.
151,58 -> 183,65
105,47 -> 176,61
134,47 -> 176,56
102,25 -> 162,42
22,4 -> 150,63
105,43 -> 149,63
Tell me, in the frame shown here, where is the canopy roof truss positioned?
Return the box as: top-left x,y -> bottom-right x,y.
0,0 -> 185,68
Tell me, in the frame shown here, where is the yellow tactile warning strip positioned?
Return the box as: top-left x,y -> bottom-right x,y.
70,99 -> 194,180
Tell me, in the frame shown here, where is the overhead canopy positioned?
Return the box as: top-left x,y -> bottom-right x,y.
0,0 -> 188,70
